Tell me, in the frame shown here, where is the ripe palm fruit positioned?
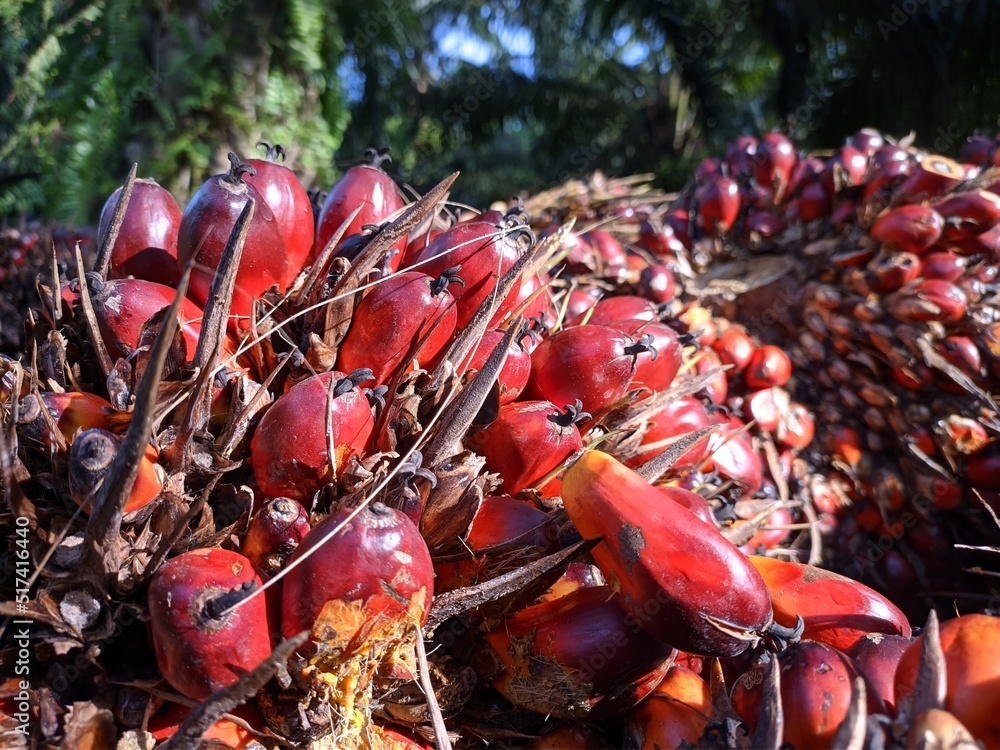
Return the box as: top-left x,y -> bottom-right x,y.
68,428 -> 164,515
625,664 -> 711,749
147,548 -> 274,700
16,391 -> 113,450
560,451 -> 775,656
243,497 -> 311,577
98,177 -> 182,285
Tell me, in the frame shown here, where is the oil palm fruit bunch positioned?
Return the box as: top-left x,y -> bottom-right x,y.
2,129 -> 999,750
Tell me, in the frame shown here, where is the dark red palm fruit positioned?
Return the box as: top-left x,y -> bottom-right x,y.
755,132 -> 797,197
696,177 -> 740,235
98,178 -> 181,285
435,495 -> 555,593
695,348 -> 728,405
895,614 -> 1000,744
703,416 -> 763,495
939,335 -> 985,380
745,210 -> 787,242
280,502 -> 433,642
713,326 -> 755,375
562,451 -> 774,656
315,148 -> 406,270
638,218 -> 686,258
409,211 -> 527,330
177,154 -> 287,328
563,286 -> 603,326
887,278 -> 968,324
16,391 -> 113,450
963,447 -> 1000,490
583,229 -> 627,268
514,270 -> 558,329
609,319 -> 681,393
534,562 -> 605,605
243,497 -> 311,577
401,227 -> 443,268
784,156 -> 825,200
894,155 -> 966,204
725,134 -> 759,181
845,633 -> 913,714
249,370 -> 375,502
892,361 -> 934,391
527,325 -> 651,415
921,251 -> 969,282
657,486 -> 713,526
586,295 -> 657,327
148,548 -> 274,700
743,345 -> 792,389
847,127 -> 885,156
869,205 -> 945,254
777,402 -> 815,451
961,134 -> 996,165
336,269 -> 460,387
69,428 -> 164,514
831,197 -> 859,228
472,400 -> 585,495
732,641 -> 882,748
638,262 -> 677,304
747,556 -> 911,651
933,189 -> 1000,240
822,145 -> 868,195
88,277 -> 232,363
791,180 -> 831,223
868,143 -> 910,174
243,142 -> 315,287
627,396 -> 712,472
148,700 -> 262,748
740,506 -> 792,553
746,184 -> 775,210
953,222 -> 1000,261
626,664 -> 711,749
694,156 -> 724,182
861,158 -> 913,208
663,208 -> 693,248
457,327 -> 532,404
481,585 -> 674,719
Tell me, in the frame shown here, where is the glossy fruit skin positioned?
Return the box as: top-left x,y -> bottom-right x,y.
244,150 -> 315,287
696,177 -> 740,235
627,396 -> 712,471
657,486 -> 713,526
280,503 -> 434,639
68,428 -> 164,514
626,664 -> 711,750
933,189 -> 1000,240
528,325 -> 642,414
17,391 -> 113,450
870,205 -> 944,254
336,271 -> 458,387
483,585 -> 674,719
756,132 -> 797,195
610,319 -> 681,393
458,328 -> 532,404
704,417 -> 763,495
177,157 -> 287,329
713,327 -> 755,374
148,548 -> 273,700
895,156 -> 965,204
638,219 -> 686,258
894,613 -> 1000,744
561,451 -> 773,656
249,371 -> 374,502
586,295 -> 657,327
243,497 -> 311,577
409,216 -> 525,330
583,230 -> 627,268
845,632 -> 912,714
638,262 -> 677,304
744,344 -> 792,389
99,178 -> 181,285
148,701 -> 261,748
474,401 -> 584,495
315,158 -> 406,270
748,556 -> 911,651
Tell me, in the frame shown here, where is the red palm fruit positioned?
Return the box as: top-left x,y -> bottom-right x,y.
695,348 -> 728,404
886,278 -> 967,324
933,189 -> 1000,240
747,556 -> 911,651
908,709 -> 978,748
894,155 -> 965,204
919,250 -> 967,281
746,184 -> 774,210
657,486 -> 713,526
148,701 -> 262,748
895,614 -> 1000,745
626,664 -> 711,749
561,451 -> 774,656
831,197 -> 859,227
868,143 -> 910,173
177,153 -> 287,329
69,428 -> 164,514
713,326 -> 755,374
725,134 -> 759,181
744,387 -> 785,432
17,391 -> 113,449
87,277 -> 230,363
756,132 -> 797,195
703,416 -> 762,495
583,229 -> 627,267
482,585 -> 674,719
696,177 -> 740,235
243,497 -> 311,577
733,641 -> 881,748
315,148 -> 406,269
744,345 -> 792,389
563,286 -> 603,325
526,724 -> 614,749
377,725 -> 434,750
638,218 -> 686,258
249,370 -> 375,502
694,156 -> 724,181
785,156 -> 825,200
336,269 -> 460,387
409,211 -> 527,329
98,178 -> 181,285
280,502 -> 434,639
745,210 -> 787,242
472,400 -> 586,495
243,142 -> 315,286
586,295 -> 657,326
740,506 -> 792,552
869,204 -> 944,254
954,222 -> 1000,261
793,181 -> 832,223
610,319 -> 682,393
627,396 -> 712,472
845,632 -> 913,714
528,325 -> 652,414
777,402 -> 815,451
148,548 -> 274,700
960,134 -> 996,165
402,227 -> 443,268
638,262 -> 676,304
861,158 -> 912,207
535,562 -> 605,604
822,145 -> 867,195
664,209 -> 692,248
458,327 -> 532,404
868,251 -> 921,292
892,361 -> 934,390
847,127 -> 885,156
435,495 -> 555,592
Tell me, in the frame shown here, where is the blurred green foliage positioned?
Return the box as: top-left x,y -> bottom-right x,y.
2,0 -> 999,223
